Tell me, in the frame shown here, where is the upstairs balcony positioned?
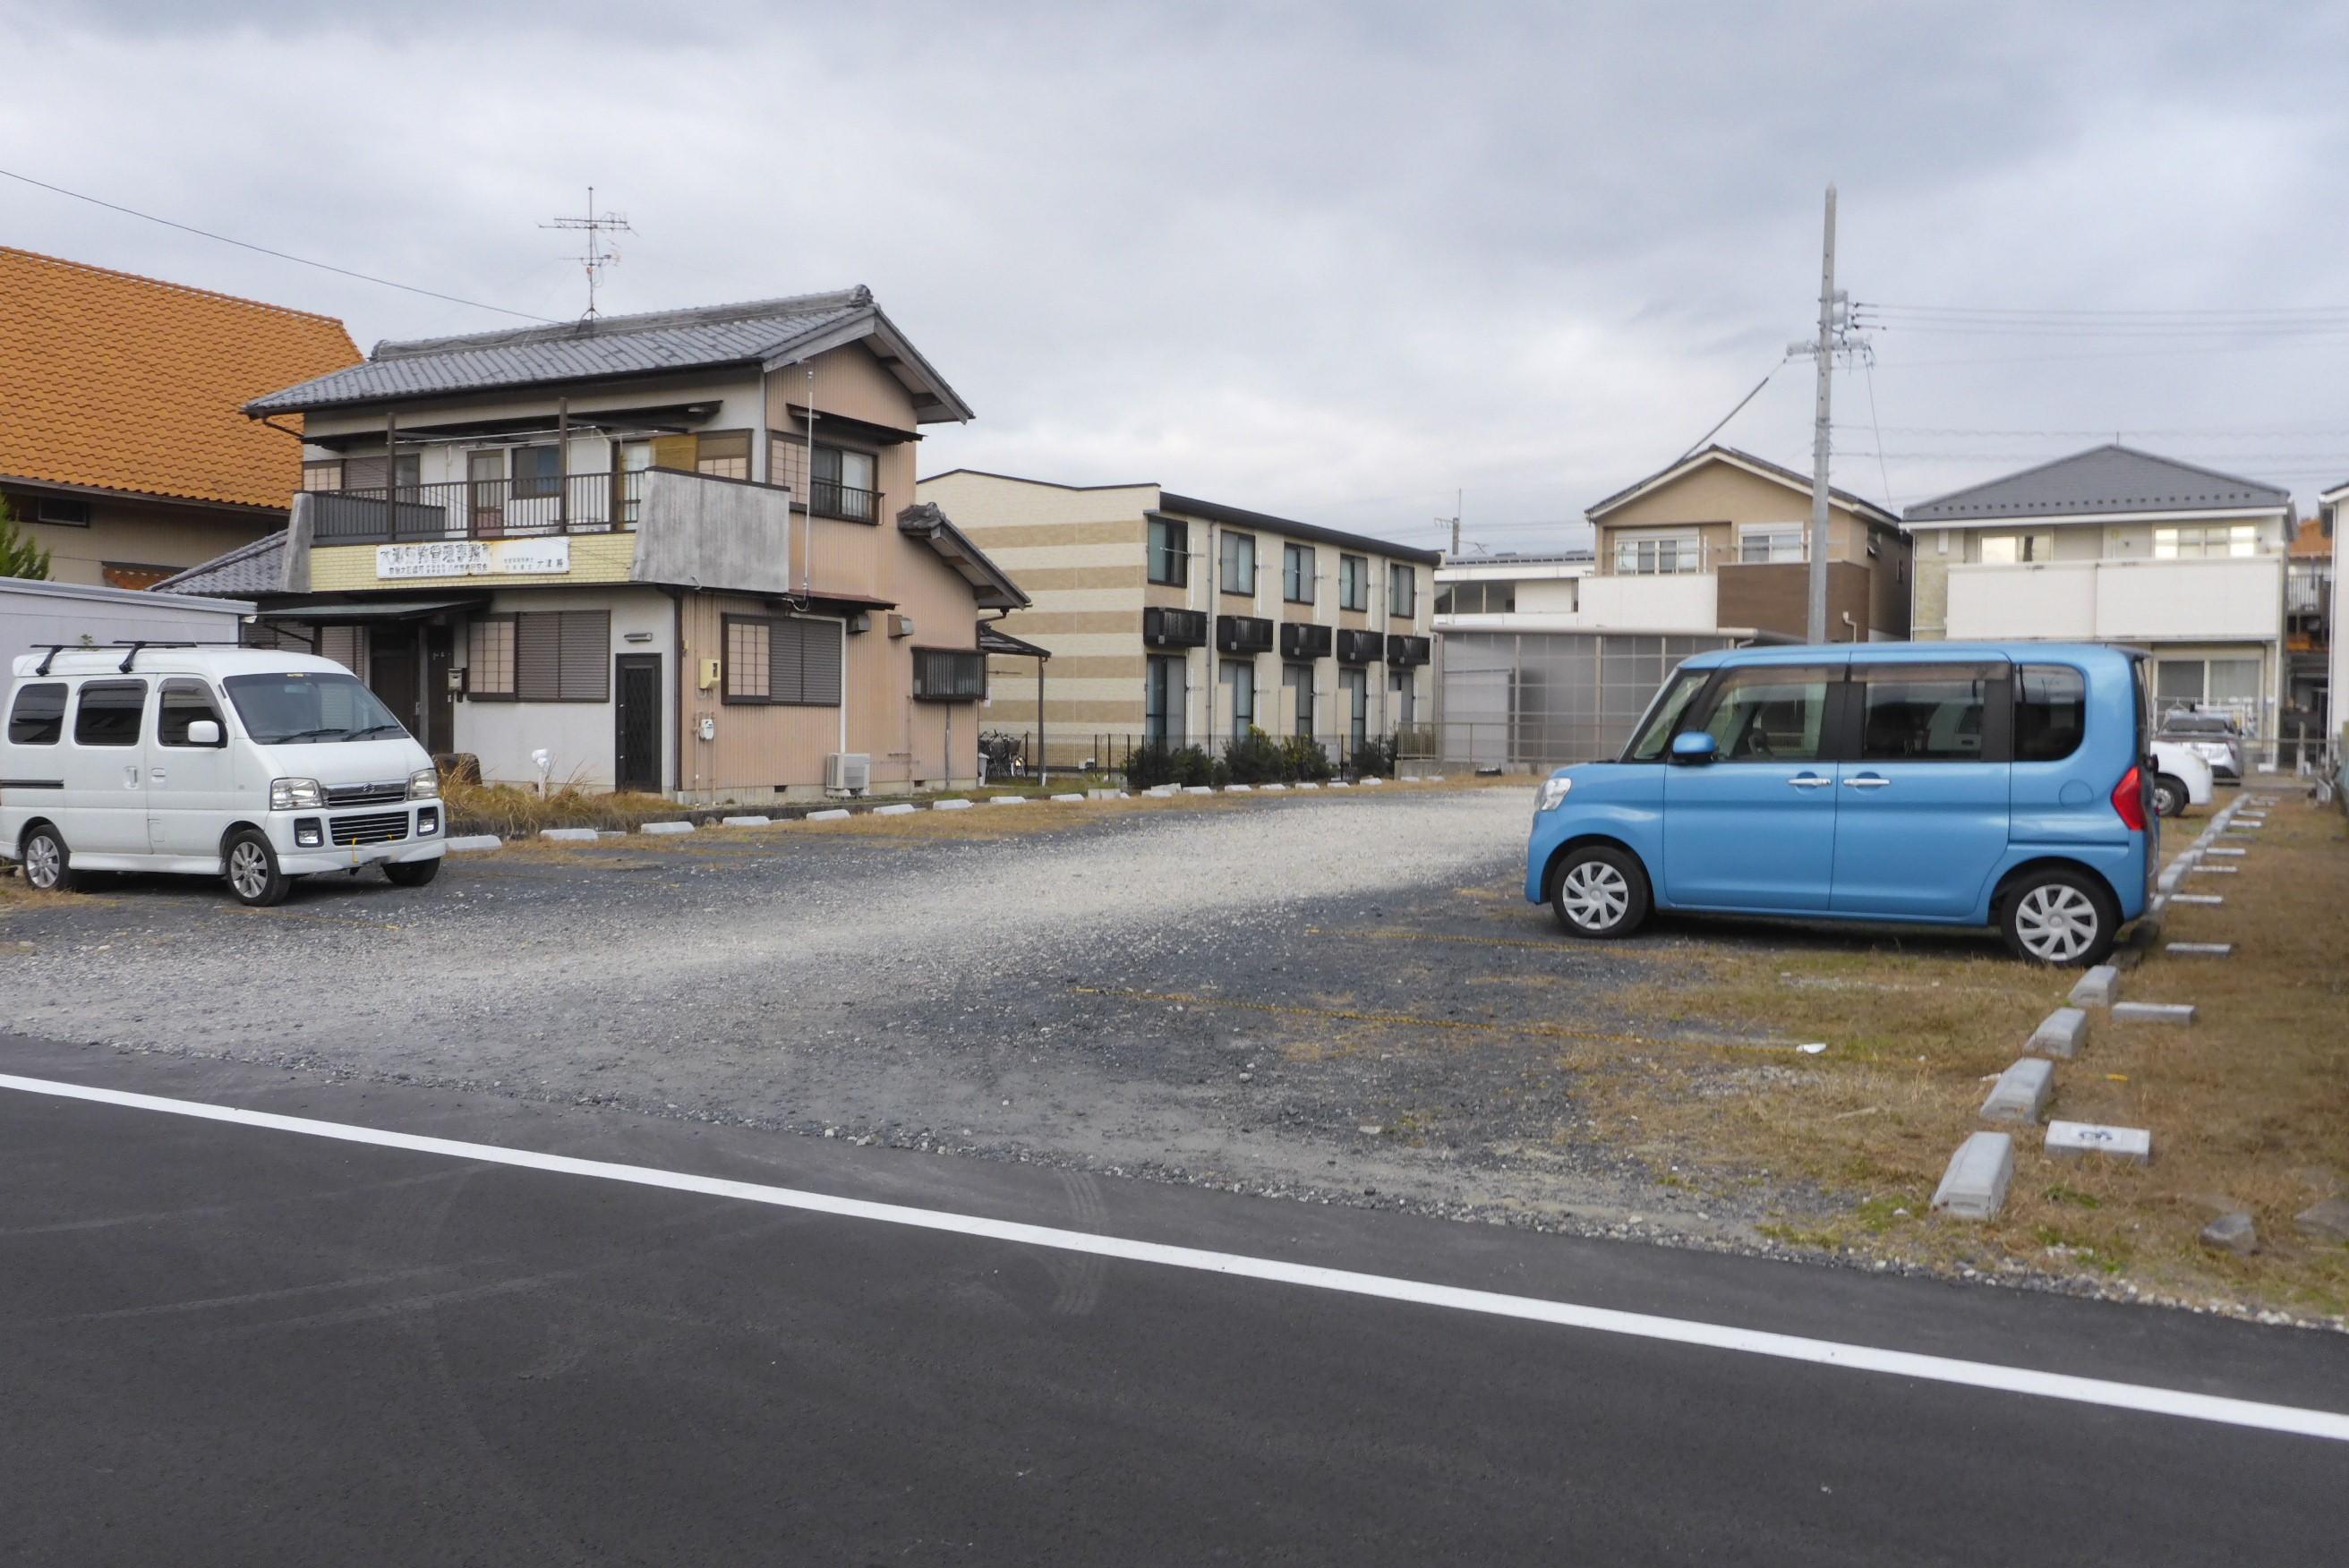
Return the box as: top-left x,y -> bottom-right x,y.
309,469 -> 652,545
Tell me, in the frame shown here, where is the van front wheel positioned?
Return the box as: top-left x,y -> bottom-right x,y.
1550,846 -> 1651,939
2000,869 -> 2116,967
21,827 -> 76,893
224,830 -> 291,908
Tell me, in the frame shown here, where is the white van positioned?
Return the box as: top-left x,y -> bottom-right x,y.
1,645 -> 444,907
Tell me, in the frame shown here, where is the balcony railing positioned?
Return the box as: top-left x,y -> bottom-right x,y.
309,470 -> 646,545
2286,560 -> 2331,617
810,480 -> 880,524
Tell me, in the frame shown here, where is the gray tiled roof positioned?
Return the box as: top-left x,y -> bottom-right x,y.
1904,444 -> 2290,524
247,287 -> 973,423
155,530 -> 286,597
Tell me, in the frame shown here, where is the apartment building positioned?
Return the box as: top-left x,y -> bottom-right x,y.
912,471 -> 1439,764
163,288 -> 1024,799
1907,445 -> 2291,737
0,247 -> 361,587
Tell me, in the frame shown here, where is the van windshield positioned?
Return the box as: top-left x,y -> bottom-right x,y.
222,671 -> 408,744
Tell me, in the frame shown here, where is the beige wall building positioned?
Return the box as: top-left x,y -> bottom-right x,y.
916,471 -> 1439,765
164,289 -> 1025,800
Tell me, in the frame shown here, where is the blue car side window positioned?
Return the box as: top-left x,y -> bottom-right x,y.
1700,669 -> 1828,762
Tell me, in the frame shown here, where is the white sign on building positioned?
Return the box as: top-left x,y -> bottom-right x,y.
376,539 -> 571,579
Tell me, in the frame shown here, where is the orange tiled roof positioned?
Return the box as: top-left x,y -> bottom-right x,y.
0,247 -> 361,510
2288,516 -> 2330,558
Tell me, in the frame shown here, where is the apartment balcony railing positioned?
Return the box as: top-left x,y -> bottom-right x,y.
309,470 -> 647,545
2286,560 -> 2331,618
810,480 -> 880,524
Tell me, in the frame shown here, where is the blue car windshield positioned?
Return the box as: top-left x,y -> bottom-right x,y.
223,670 -> 406,744
1621,667 -> 1712,762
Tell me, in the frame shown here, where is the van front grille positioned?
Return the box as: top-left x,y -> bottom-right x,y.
326,781 -> 409,807
329,811 -> 410,847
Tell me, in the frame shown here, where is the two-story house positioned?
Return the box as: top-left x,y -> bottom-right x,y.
1907,446 -> 2292,740
160,288 -> 1025,800
912,471 -> 1439,766
0,247 -> 361,588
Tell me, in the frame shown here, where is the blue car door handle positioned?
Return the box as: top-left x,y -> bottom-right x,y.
1786,774 -> 1832,789
1843,773 -> 1890,789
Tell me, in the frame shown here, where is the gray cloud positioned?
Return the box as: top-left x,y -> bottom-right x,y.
9,0 -> 2346,550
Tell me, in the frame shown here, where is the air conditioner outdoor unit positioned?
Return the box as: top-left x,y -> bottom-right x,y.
824,752 -> 872,794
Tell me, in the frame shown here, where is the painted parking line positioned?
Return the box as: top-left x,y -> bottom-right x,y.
3,1069 -> 2345,1445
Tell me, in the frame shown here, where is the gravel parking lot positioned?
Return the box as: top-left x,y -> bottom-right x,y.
0,788 -> 1772,1235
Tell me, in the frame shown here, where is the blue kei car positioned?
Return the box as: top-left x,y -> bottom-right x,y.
1525,643 -> 2159,967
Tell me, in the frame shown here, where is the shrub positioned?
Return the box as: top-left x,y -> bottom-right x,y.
1350,736 -> 1397,778
1123,743 -> 1217,788
1223,727 -> 1286,784
1278,734 -> 1334,782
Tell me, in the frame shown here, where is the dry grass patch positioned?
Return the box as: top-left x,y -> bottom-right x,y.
441,781 -> 682,838
1556,795 -> 2349,1317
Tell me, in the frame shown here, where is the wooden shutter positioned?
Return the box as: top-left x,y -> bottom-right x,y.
515,613 -> 561,700
651,434 -> 697,471
769,617 -> 806,703
557,611 -> 610,702
800,619 -> 841,704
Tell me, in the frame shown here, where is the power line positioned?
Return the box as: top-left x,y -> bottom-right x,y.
1671,355 -> 1790,464
0,166 -> 555,323
1856,299 -> 2349,320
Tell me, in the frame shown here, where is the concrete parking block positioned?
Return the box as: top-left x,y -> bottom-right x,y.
1261,783 -> 1287,792
2189,865 -> 2239,875
873,803 -> 917,816
1931,1131 -> 2014,1220
807,808 -> 851,822
1328,781 -> 1351,789
2156,865 -> 2185,894
1225,784 -> 1253,793
445,835 -> 503,854
2067,967 -> 2118,1009
2165,942 -> 2234,957
2294,1196 -> 2349,1243
1049,793 -> 1086,803
1400,775 -> 1422,782
640,821 -> 694,835
2170,892 -> 2225,906
1425,774 -> 1447,781
718,815 -> 771,828
2205,847 -> 2247,857
1980,1057 -> 2055,1123
2029,1005 -> 2092,1057
2046,1120 -> 2152,1163
1086,788 -> 1122,800
1294,782 -> 1320,790
1183,786 -> 1214,796
2112,1001 -> 2197,1024
2200,1212 -> 2259,1255
986,796 -> 1027,806
932,798 -> 973,811
1362,777 -> 1384,786
540,828 -> 597,843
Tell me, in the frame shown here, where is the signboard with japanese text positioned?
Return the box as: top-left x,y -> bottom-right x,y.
375,539 -> 571,579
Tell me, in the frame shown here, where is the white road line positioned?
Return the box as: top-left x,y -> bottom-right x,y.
5,1070 -> 2346,1444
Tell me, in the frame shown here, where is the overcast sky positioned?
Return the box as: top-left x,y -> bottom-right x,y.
8,1 -> 2347,553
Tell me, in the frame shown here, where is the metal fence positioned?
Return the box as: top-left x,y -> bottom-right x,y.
310,470 -> 647,544
975,729 -> 1433,781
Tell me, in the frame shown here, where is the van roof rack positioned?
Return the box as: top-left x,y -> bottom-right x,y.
28,640 -> 249,677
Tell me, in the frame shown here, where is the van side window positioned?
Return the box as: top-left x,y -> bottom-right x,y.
2015,664 -> 2087,763
72,680 -> 148,747
7,682 -> 67,745
1856,664 -> 1995,762
158,678 -> 226,747
1699,667 -> 1830,762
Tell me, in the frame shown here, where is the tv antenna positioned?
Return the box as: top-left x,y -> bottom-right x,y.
542,186 -> 633,319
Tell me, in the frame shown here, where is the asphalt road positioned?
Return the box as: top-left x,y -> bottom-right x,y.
4,1037 -> 2344,1566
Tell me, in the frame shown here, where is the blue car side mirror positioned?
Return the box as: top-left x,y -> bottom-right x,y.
1669,730 -> 1719,763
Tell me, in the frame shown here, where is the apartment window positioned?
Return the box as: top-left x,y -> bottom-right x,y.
1338,666 -> 1369,747
1338,554 -> 1369,610
1738,524 -> 1806,564
1388,563 -> 1416,618
2015,663 -> 2087,763
32,498 -> 91,527
344,455 -> 421,492
466,618 -> 517,699
1388,669 -> 1415,726
2155,656 -> 2259,715
912,647 -> 987,701
470,609 -> 613,703
301,461 -> 345,492
1435,581 -> 1517,615
1854,663 -> 1994,763
1698,667 -> 1829,762
1144,654 -> 1184,747
73,680 -> 147,747
1283,662 -> 1315,737
512,444 -> 562,500
158,678 -> 226,748
1220,532 -> 1257,595
7,682 -> 66,745
1220,660 -> 1254,740
812,444 -> 878,522
1282,542 -> 1314,603
1615,530 -> 1700,575
696,430 -> 752,481
1148,516 -> 1189,586
2153,524 -> 2259,559
1977,531 -> 2054,565
722,615 -> 841,706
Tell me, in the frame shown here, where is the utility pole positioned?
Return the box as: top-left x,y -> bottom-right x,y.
1436,490 -> 1462,559
1787,184 -> 1863,644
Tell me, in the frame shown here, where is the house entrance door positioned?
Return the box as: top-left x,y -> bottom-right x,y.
615,654 -> 662,794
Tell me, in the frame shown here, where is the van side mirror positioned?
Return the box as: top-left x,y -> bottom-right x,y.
185,719 -> 222,747
1669,730 -> 1718,764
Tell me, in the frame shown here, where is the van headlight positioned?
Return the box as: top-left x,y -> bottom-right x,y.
270,777 -> 324,811
407,768 -> 441,800
1535,775 -> 1573,813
